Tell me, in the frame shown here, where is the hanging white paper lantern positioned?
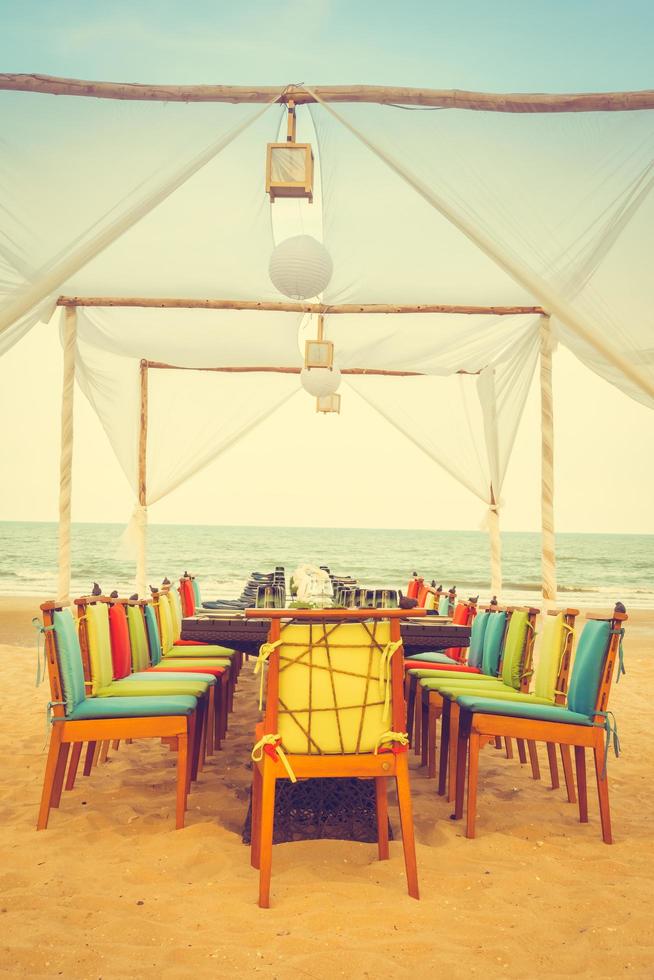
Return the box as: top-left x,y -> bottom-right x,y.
300,365 -> 341,397
269,235 -> 333,300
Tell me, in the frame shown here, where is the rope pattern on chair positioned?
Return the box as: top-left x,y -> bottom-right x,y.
257,619 -> 401,756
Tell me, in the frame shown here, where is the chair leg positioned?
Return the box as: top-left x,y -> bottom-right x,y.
176,731 -> 188,829
560,745 -> 577,803
413,679 -> 422,756
250,762 -> 263,870
454,723 -> 468,820
37,724 -> 64,830
494,736 -> 502,749
188,713 -> 197,790
465,732 -> 481,839
112,739 -> 120,751
83,741 -> 96,776
420,695 -> 429,767
546,742 -> 559,789
51,743 -> 71,808
99,741 -> 110,764
206,687 -> 215,756
427,701 -> 439,779
258,759 -> 277,909
65,741 -> 83,791
504,737 -> 514,759
395,752 -> 419,899
575,746 -> 588,823
406,675 -> 416,749
438,700 -> 450,797
375,777 -> 390,860
527,741 -> 541,781
448,702 -> 461,804
516,738 -> 528,764
593,741 -> 613,844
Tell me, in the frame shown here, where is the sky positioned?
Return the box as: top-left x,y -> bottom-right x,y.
1,0 -> 653,535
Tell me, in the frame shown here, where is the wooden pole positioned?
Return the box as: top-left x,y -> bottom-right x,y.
56,296 -> 546,316
144,363 -> 423,376
136,359 -> 148,596
540,318 -> 557,602
3,75 -> 654,111
57,307 -> 77,603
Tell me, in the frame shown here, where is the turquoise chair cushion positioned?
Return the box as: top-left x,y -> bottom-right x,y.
455,696 -> 593,726
144,605 -> 163,665
566,619 -> 611,716
481,612 -> 507,676
438,595 -> 450,616
467,611 -> 489,669
192,578 -> 201,606
404,652 -> 459,665
131,670 -> 217,685
500,610 -> 529,690
53,609 -> 87,714
67,695 -> 197,720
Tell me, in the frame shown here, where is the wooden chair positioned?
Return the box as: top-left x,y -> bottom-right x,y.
246,608 -> 423,908
453,608 -> 627,842
37,603 -> 197,830
436,608 -> 578,801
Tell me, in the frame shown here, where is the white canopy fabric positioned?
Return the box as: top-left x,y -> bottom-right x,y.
1,83 -> 653,598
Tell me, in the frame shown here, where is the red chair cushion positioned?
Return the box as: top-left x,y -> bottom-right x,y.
173,638 -> 212,646
180,578 -> 195,617
108,604 -> 132,679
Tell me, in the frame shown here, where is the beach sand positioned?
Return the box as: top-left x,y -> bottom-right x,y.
0,596 -> 653,978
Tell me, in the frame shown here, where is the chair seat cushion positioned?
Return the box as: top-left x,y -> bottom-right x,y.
455,696 -> 593,726
408,665 -> 482,679
163,644 -> 235,659
158,658 -> 231,670
420,670 -> 495,690
404,652 -> 460,665
96,680 -> 209,698
130,670 -> 216,686
148,665 -> 226,679
67,695 -> 197,720
440,685 -> 553,704
174,639 -> 219,647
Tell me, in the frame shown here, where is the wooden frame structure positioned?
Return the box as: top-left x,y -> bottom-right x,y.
3,75 -> 654,112
53,292 -> 555,600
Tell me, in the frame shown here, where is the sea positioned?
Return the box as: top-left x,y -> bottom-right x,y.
0,522 -> 652,610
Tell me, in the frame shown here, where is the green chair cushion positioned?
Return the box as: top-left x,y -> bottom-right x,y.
534,612 -> 568,701
127,605 -> 151,672
441,686 -> 553,705
409,667 -> 479,681
419,669 -> 492,688
96,680 -> 208,698
52,609 -> 87,714
130,670 -> 216,687
67,695 -> 197,720
144,604 -> 164,665
455,696 -> 593,726
500,610 -> 529,690
85,602 -> 115,694
165,644 -> 236,659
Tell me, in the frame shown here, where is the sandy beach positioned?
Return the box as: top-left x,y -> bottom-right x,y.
1,596 -> 653,978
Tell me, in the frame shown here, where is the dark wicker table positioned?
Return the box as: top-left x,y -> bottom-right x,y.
181,613 -> 470,844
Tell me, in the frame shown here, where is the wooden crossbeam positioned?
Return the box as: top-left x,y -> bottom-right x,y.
57,296 -> 545,316
143,361 -> 480,377
3,75 -> 654,112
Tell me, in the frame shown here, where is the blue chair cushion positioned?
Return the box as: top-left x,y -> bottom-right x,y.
144,604 -> 163,665
566,620 -> 611,716
455,696 -> 592,726
53,609 -> 87,714
66,695 -> 197,720
481,612 -> 507,676
404,652 -> 459,665
130,671 -> 217,685
467,611 -> 489,669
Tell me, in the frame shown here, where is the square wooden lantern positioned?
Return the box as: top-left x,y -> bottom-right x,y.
316,393 -> 341,414
266,142 -> 314,203
304,338 -> 334,369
